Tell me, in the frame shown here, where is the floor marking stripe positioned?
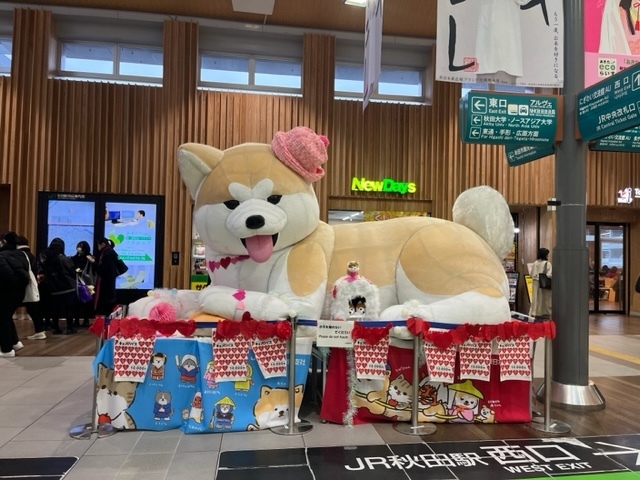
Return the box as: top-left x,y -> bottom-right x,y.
589,345 -> 640,365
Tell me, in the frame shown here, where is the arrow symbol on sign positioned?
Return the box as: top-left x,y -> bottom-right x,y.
633,72 -> 640,91
472,115 -> 482,125
474,100 -> 483,110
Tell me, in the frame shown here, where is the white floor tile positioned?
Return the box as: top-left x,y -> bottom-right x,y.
12,413 -> 85,441
0,439 -> 94,458
84,431 -> 143,456
166,451 -> 217,478
118,452 -> 173,475
64,453 -> 128,480
0,427 -> 23,448
303,422 -> 385,448
0,404 -> 54,428
220,428 -> 304,451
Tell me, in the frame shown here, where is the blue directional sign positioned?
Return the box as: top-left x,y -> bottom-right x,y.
461,92 -> 557,146
577,61 -> 640,141
505,145 -> 555,166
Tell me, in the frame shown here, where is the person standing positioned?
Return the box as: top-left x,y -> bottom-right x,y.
39,238 -> 77,334
70,241 -> 96,328
529,247 -> 552,320
94,237 -> 119,317
16,235 -> 46,340
0,231 -> 30,357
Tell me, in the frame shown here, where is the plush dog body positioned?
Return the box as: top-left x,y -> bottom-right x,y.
177,137 -> 514,326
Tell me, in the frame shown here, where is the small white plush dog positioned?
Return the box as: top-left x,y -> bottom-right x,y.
170,126 -> 514,326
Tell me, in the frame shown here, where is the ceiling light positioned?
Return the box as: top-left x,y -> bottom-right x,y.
232,0 -> 275,15
344,0 -> 367,6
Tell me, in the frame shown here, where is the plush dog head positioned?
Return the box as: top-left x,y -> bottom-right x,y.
178,133 -> 326,262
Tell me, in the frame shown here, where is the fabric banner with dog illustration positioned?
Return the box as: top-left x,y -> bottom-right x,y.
498,337 -> 532,381
321,340 -> 531,425
458,339 -> 492,382
94,336 -> 312,433
113,333 -> 156,382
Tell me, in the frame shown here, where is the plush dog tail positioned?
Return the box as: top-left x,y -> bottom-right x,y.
452,186 -> 514,260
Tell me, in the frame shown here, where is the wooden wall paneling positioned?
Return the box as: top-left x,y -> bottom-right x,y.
302,33 -> 334,221
0,77 -> 9,182
8,9 -> 54,239
162,19 -> 199,288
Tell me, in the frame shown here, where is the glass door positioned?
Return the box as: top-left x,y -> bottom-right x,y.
587,223 -> 626,313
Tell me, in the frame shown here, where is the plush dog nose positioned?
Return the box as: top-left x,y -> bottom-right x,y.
246,215 -> 265,229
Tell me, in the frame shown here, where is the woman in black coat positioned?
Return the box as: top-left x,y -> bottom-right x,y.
0,231 -> 30,356
70,240 -> 96,327
39,238 -> 77,334
94,237 -> 119,316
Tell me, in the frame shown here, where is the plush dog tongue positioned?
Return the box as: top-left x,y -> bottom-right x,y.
244,235 -> 273,263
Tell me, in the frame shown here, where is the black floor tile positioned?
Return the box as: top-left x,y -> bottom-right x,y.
307,445 -> 411,479
218,448 -> 307,468
216,465 -> 312,480
0,457 -> 77,477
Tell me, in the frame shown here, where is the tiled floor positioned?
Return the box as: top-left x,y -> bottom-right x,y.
0,334 -> 639,479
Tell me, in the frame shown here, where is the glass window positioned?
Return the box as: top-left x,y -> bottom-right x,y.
335,64 -> 364,94
119,46 -> 163,78
201,54 -> 249,85
60,42 -> 114,75
0,37 -> 11,73
378,68 -> 422,97
255,58 -> 301,89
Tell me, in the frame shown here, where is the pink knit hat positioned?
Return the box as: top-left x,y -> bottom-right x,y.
271,126 -> 329,182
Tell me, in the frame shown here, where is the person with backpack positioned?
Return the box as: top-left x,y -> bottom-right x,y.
0,231 -> 30,357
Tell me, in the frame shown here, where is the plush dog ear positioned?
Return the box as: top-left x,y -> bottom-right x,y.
177,143 -> 225,200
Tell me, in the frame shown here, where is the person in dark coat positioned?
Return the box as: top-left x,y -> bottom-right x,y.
16,235 -> 46,340
94,237 -> 119,316
39,238 -> 77,334
0,231 -> 30,356
70,240 -> 96,328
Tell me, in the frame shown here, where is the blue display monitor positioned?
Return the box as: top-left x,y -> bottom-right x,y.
104,201 -> 158,291
46,199 -> 96,255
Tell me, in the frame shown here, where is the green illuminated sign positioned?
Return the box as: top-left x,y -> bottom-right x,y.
351,177 -> 417,195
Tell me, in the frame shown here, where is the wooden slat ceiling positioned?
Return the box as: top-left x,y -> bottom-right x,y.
19,0 -> 439,38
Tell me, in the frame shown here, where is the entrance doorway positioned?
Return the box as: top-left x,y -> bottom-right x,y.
587,223 -> 626,313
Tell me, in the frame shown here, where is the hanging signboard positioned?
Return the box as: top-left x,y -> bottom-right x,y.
590,126 -> 640,152
436,0 -> 564,87
584,0 -> 640,88
461,92 -> 557,146
505,145 -> 555,167
363,0 -> 383,110
577,61 -> 640,141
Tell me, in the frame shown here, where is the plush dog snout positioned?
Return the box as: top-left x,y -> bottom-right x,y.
246,215 -> 265,229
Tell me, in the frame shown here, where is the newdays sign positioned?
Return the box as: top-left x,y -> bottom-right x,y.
351,177 -> 417,195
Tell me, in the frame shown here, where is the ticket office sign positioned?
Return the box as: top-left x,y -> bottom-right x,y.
578,61 -> 640,141
461,92 -> 557,146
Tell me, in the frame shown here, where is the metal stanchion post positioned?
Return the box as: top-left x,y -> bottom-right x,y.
393,334 -> 437,436
69,326 -> 117,439
529,336 -> 571,434
271,315 -> 313,435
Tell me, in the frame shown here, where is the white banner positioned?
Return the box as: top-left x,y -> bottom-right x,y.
436,0 -> 564,87
364,0 -> 383,109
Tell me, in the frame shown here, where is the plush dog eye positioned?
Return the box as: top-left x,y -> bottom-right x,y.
267,195 -> 282,205
223,200 -> 240,210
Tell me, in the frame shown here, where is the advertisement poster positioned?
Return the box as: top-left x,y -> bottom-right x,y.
436,0 -> 564,87
47,199 -> 95,252
585,0 -> 640,88
105,202 -> 157,290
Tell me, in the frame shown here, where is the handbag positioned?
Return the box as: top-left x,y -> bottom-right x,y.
116,258 -> 128,276
80,261 -> 96,286
539,262 -> 552,290
77,275 -> 93,303
22,252 -> 40,303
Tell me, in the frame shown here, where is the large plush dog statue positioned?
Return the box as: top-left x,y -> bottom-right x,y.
161,126 -> 514,326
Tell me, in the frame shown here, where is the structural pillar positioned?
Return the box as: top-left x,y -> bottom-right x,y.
546,0 -> 605,410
